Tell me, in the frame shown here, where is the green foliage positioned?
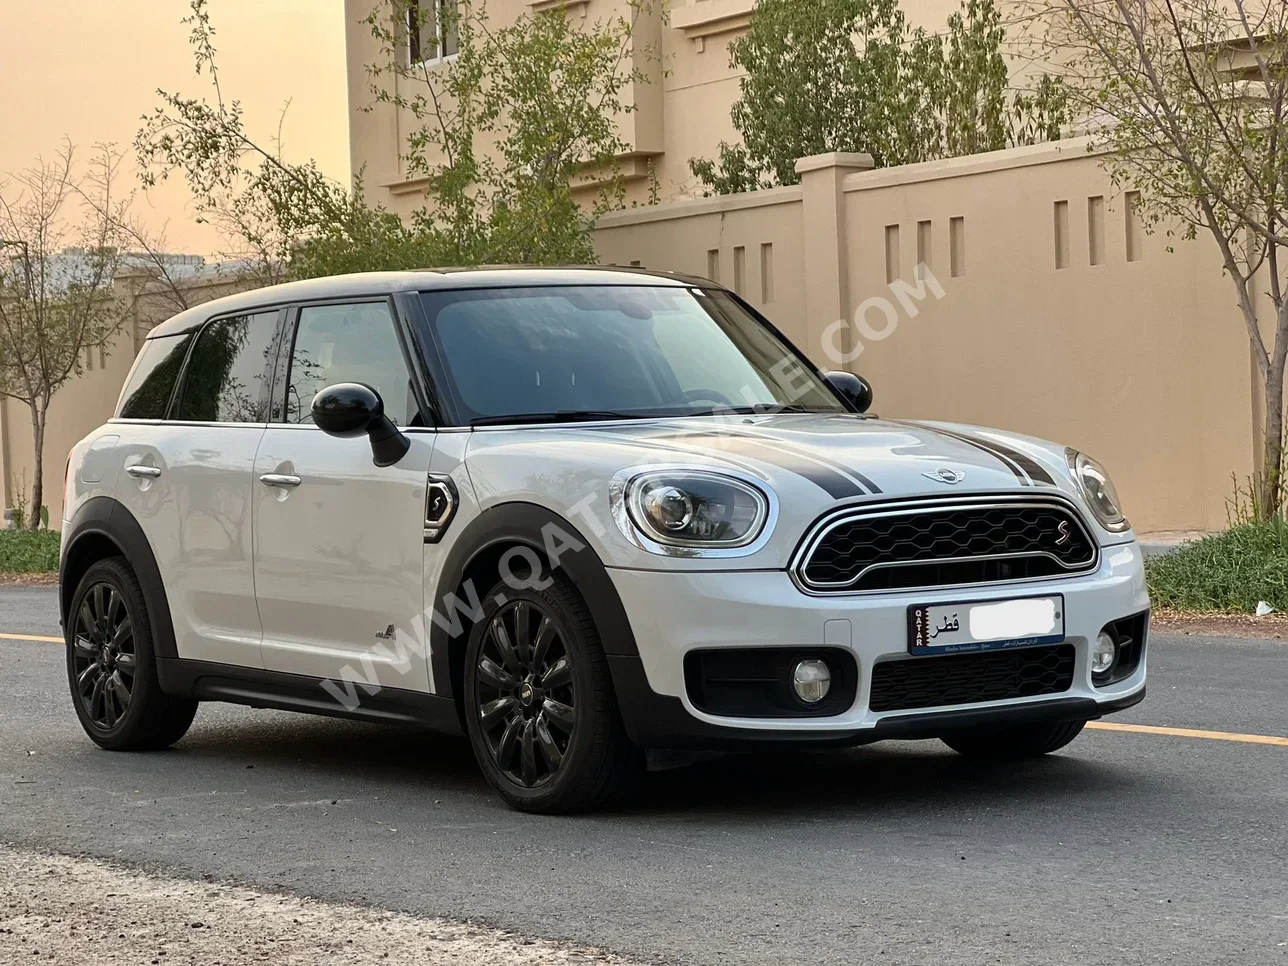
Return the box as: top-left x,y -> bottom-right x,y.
0,530 -> 60,574
138,0 -> 647,281
1146,523 -> 1288,612
690,0 -> 1069,193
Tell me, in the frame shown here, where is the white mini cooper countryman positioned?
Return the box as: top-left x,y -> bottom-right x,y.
60,268 -> 1148,813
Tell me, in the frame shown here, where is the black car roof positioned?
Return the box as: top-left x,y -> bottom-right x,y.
146,266 -> 718,339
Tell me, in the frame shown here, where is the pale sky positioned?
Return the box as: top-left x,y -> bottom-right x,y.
0,0 -> 351,257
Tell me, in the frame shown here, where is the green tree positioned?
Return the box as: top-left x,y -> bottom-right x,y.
0,142 -> 131,530
136,0 -> 649,280
1038,0 -> 1288,519
690,0 -> 1069,194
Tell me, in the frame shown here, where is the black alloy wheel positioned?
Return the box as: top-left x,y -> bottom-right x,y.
474,598 -> 576,789
463,573 -> 643,813
65,557 -> 198,751
70,581 -> 137,729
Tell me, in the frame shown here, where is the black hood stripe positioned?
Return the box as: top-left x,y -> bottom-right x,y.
699,428 -> 882,495
904,423 -> 1057,487
940,428 -> 1057,486
905,424 -> 1029,485
667,432 -> 873,499
578,423 -> 879,499
981,440 -> 1057,485
587,428 -> 871,499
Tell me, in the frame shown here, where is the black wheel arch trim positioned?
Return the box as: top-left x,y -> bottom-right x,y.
429,501 -> 640,700
59,496 -> 178,661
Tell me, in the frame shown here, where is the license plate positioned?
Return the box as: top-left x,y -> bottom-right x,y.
908,595 -> 1065,655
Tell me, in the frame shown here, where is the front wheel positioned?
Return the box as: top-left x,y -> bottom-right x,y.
940,719 -> 1086,759
463,573 -> 642,813
66,557 -> 198,751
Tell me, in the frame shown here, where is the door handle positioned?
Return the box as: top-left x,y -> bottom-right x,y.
259,473 -> 302,488
125,465 -> 162,479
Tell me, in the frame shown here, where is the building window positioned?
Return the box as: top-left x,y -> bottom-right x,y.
1087,195 -> 1105,266
949,216 -> 965,278
1053,200 -> 1070,269
760,243 -> 774,303
884,225 -> 900,283
916,220 -> 932,281
1125,191 -> 1143,262
407,0 -> 460,66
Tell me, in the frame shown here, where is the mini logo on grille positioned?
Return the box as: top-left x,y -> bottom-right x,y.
923,467 -> 966,485
1055,520 -> 1072,546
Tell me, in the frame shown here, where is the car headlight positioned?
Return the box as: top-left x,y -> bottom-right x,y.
1067,449 -> 1129,532
623,470 -> 770,549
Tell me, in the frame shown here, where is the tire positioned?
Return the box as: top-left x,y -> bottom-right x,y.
463,572 -> 643,814
66,557 -> 198,751
940,719 -> 1087,760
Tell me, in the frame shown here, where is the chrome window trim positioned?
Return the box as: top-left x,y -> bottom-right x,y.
790,493 -> 1100,596
107,418 -> 269,429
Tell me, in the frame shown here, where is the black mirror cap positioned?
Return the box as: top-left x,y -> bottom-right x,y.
824,371 -> 873,414
312,382 -> 383,437
311,382 -> 411,467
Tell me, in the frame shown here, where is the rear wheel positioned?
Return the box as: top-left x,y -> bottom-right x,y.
66,558 -> 197,751
940,719 -> 1086,759
463,573 -> 642,813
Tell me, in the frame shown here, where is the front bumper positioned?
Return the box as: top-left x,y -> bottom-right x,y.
606,541 -> 1149,749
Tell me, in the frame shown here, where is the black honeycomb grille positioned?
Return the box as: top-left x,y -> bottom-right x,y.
869,644 -> 1075,712
799,502 -> 1096,592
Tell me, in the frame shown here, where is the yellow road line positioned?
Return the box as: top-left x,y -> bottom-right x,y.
1087,721 -> 1288,747
0,632 -> 62,644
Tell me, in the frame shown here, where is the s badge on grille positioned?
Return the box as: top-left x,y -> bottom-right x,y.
1055,520 -> 1072,545
922,467 -> 966,485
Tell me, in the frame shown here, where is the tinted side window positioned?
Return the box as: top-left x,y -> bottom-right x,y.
286,303 -> 418,426
174,311 -> 281,423
117,333 -> 194,419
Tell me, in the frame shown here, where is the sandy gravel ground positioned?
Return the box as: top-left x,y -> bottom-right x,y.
0,845 -> 638,965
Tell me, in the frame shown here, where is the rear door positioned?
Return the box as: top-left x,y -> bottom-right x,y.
112,309 -> 284,669
252,299 -> 435,692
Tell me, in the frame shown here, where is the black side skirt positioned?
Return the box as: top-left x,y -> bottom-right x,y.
157,658 -> 463,735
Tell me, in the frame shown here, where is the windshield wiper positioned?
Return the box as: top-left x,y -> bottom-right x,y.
681,404 -> 838,417
470,410 -> 651,427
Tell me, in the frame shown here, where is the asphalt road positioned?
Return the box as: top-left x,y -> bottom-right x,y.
2,586 -> 1286,966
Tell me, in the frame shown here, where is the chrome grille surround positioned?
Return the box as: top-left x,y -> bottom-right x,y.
791,493 -> 1100,595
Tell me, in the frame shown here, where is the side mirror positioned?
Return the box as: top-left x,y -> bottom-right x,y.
311,382 -> 411,467
823,371 -> 873,414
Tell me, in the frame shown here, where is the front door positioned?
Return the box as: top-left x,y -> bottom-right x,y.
253,300 -> 434,692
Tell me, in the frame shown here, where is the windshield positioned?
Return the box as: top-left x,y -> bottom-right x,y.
418,285 -> 846,425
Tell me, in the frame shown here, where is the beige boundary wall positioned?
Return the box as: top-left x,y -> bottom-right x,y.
595,137 -> 1257,533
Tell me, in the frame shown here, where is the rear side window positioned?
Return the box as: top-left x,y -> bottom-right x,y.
117,333 -> 194,419
174,311 -> 281,423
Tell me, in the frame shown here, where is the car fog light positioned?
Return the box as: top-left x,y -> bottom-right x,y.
792,659 -> 832,704
1091,631 -> 1118,675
